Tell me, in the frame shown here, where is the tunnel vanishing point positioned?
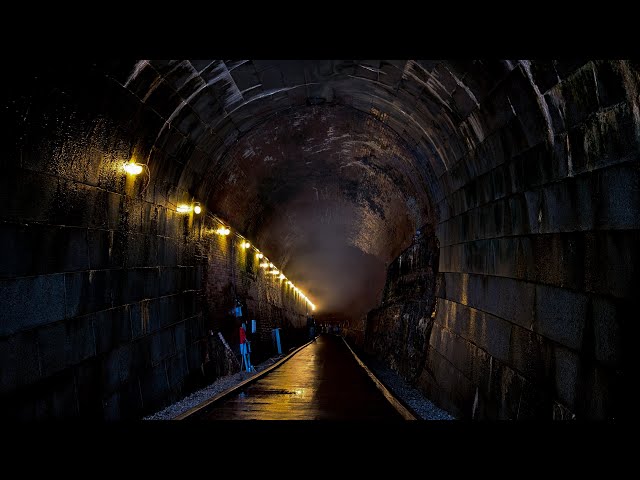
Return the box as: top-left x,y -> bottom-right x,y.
1,59 -> 638,421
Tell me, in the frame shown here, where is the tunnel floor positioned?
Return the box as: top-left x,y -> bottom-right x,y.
190,335 -> 404,420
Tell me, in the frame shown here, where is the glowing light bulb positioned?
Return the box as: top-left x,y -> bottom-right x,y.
123,162 -> 143,175
194,203 -> 202,214
259,262 -> 269,268
279,274 -> 285,280
256,253 -> 264,259
287,281 -> 293,286
311,305 -> 316,311
216,227 -> 230,235
269,263 -> 275,268
177,204 -> 191,213
241,242 -> 250,249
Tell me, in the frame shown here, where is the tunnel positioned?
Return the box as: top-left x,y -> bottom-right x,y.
1,59 -> 638,420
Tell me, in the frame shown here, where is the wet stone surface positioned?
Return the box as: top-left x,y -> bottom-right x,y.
144,337 -> 453,420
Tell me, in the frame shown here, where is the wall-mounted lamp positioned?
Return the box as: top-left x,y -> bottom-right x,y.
123,161 -> 144,175
194,202 -> 202,215
207,213 -> 317,312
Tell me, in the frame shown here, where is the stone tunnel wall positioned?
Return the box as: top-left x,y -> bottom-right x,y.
0,62 -> 307,420
2,59 -> 639,421
201,219 -> 308,359
364,224 -> 439,383
421,60 -> 639,420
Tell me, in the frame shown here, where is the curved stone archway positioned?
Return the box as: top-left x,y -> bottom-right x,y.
1,59 -> 637,420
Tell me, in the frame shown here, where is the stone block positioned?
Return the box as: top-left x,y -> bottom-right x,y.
139,363 -> 170,412
143,79 -> 184,119
535,284 -> 587,349
553,346 -> 580,409
74,358 -> 103,418
0,330 -> 41,393
553,59 -> 590,80
50,369 -> 79,417
0,223 -> 89,278
174,321 -> 187,351
87,228 -> 113,270
591,296 -> 622,367
101,344 -> 132,395
585,230 -> 640,298
592,60 -> 628,108
560,63 -> 600,129
595,164 -> 640,230
0,274 -> 66,336
529,60 -> 560,93
36,315 -> 96,376
93,305 -> 132,355
166,351 -> 188,388
509,325 -> 553,382
64,270 -> 112,318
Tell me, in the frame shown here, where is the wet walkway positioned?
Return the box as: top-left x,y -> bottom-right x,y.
191,335 -> 403,420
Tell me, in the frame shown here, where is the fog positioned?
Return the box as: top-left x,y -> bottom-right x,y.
251,192 -> 390,320
212,106 -> 433,323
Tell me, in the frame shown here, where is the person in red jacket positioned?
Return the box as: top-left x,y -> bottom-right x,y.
239,323 -> 247,346
239,323 -> 252,372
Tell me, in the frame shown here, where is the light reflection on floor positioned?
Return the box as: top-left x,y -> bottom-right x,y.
198,335 -> 403,420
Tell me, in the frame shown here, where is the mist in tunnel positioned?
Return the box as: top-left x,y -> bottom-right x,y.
268,222 -> 388,317
1,59 -> 638,421
204,104 -> 434,320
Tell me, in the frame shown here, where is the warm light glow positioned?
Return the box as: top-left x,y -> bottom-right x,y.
203,217 -> 317,309
194,204 -> 202,214
123,162 -> 143,175
177,204 -> 191,213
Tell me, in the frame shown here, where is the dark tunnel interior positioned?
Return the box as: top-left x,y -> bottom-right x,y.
1,59 -> 638,420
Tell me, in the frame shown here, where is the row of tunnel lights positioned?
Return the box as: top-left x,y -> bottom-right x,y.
124,160 -> 316,311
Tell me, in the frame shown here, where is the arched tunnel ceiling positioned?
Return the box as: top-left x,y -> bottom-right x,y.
123,59 -> 551,318
209,104 -> 434,316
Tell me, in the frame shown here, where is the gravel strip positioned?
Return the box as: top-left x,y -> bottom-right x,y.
143,354 -> 285,420
355,348 -> 456,420
144,337 -> 455,420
